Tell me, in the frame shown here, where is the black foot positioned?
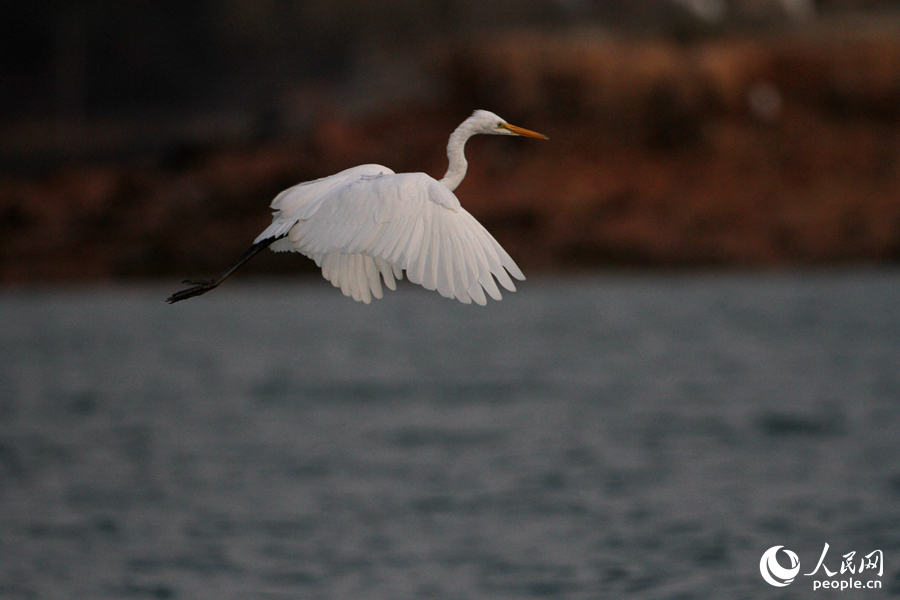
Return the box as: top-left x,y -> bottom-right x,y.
166,280 -> 219,303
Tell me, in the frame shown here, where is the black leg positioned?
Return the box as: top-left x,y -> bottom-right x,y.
166,236 -> 285,303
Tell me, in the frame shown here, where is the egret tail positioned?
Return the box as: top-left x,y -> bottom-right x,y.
166,236 -> 285,303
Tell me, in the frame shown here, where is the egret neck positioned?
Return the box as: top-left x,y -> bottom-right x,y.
439,117 -> 479,192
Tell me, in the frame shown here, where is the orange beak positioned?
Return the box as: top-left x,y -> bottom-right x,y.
501,123 -> 549,140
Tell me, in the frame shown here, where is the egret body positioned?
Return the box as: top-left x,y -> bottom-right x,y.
167,110 -> 547,305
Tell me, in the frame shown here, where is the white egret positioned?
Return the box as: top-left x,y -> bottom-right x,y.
166,110 -> 547,305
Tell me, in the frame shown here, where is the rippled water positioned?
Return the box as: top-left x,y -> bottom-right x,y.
2,271 -> 900,599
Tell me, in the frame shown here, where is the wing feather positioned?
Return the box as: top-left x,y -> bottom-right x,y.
375,257 -> 397,291
389,215 -> 418,266
462,225 -> 503,301
275,170 -> 522,304
404,215 -> 426,268
369,217 -> 401,258
380,216 -> 409,263
365,255 -> 383,299
408,209 -> 431,287
438,226 -> 454,299
341,254 -> 353,298
426,213 -> 441,291
355,254 -> 371,304
449,233 -> 471,303
468,279 -> 487,305
471,224 -> 516,292
321,253 -> 331,281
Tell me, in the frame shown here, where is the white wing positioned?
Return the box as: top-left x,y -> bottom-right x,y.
254,164 -> 395,243
263,170 -> 524,305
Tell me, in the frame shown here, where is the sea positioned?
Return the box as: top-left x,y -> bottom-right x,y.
1,270 -> 899,600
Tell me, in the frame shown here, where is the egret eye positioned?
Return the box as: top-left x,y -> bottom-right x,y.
497,122 -> 504,128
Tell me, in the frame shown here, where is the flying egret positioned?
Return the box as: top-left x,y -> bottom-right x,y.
166,110 -> 547,305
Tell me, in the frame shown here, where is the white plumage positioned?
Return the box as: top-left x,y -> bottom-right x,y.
167,110 -> 547,305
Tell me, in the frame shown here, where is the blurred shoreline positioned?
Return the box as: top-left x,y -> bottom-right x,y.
3,20 -> 900,283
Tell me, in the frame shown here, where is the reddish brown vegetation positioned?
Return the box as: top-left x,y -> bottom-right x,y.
3,25 -> 900,283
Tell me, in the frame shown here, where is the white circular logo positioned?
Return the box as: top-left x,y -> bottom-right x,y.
760,546 -> 801,587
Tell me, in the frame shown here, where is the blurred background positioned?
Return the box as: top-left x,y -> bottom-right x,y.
3,2 -> 900,599
3,0 -> 900,280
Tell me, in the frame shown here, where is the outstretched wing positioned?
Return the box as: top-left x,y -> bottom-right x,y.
276,171 -> 525,305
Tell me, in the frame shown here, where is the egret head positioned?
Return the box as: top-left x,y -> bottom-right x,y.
441,109 -> 547,191
469,110 -> 548,139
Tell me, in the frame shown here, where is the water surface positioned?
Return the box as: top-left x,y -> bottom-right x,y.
1,271 -> 899,599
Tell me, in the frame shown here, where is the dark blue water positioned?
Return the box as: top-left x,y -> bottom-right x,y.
2,271 -> 899,599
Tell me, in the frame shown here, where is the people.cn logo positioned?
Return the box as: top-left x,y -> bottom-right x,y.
760,545 -> 801,587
